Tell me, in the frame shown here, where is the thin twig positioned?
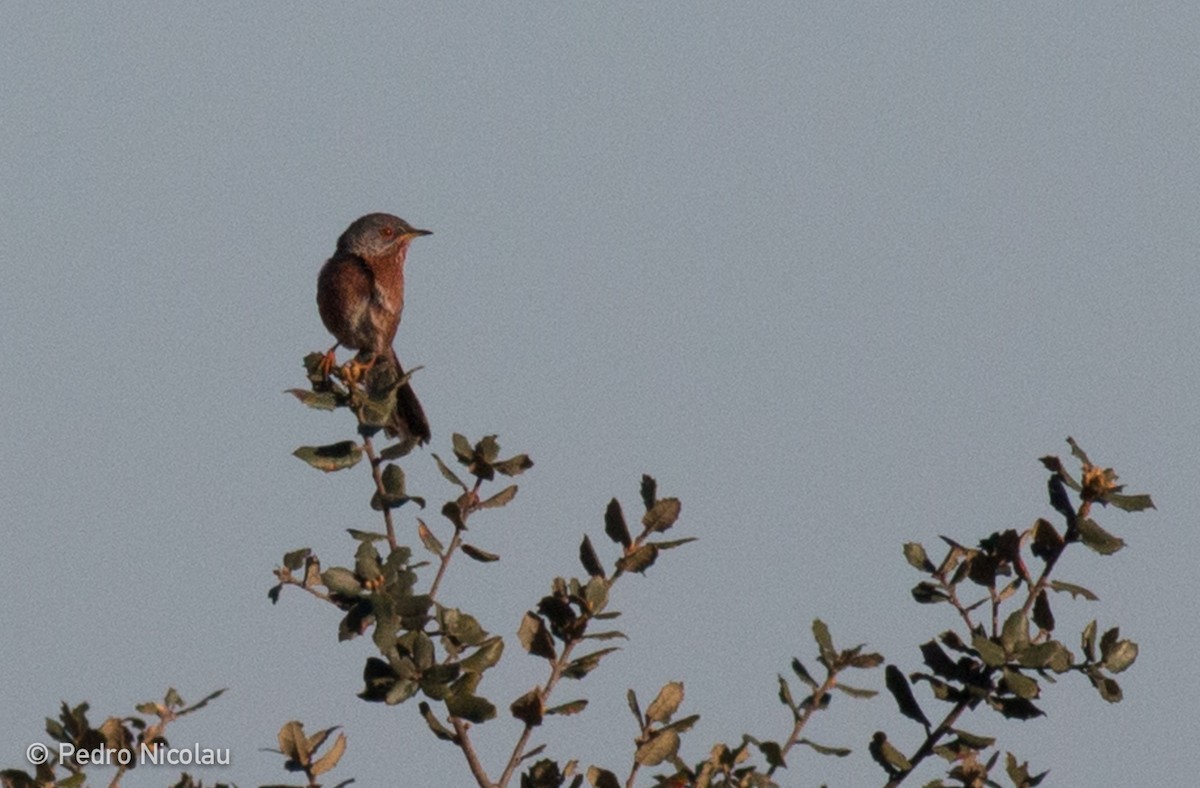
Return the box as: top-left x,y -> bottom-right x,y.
496,640 -> 578,787
451,718 -> 495,788
360,433 -> 398,552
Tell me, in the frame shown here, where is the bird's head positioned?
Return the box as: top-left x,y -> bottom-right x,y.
336,213 -> 432,258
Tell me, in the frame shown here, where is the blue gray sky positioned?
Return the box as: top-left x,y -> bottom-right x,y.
2,4 -> 1195,785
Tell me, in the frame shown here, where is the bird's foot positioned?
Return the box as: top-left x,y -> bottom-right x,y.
339,353 -> 378,387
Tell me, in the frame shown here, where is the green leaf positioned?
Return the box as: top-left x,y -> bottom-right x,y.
885,665 -> 930,730
627,689 -> 642,725
321,567 -> 363,597
480,484 -> 518,509
510,688 -> 543,726
546,699 -> 588,716
418,701 -> 457,742
971,634 -> 1007,668
432,453 -> 467,489
778,675 -> 797,713
282,548 -> 311,571
579,535 -> 605,578
1000,610 -> 1030,654
645,681 -> 684,723
461,543 -> 499,562
1076,518 -> 1125,555
812,619 -> 835,665
651,537 -> 697,550
417,519 -> 444,557
604,498 -> 632,548
640,474 -> 657,511
442,608 -> 488,647
1082,620 -> 1097,662
563,647 -> 620,679
1001,668 -> 1040,700
1017,640 -> 1073,673
459,636 -> 505,673
834,682 -> 877,699
791,658 -> 818,689
477,435 -> 500,462
1103,639 -> 1138,673
615,543 -> 658,574
379,439 -> 416,460
451,433 -> 473,463
753,738 -> 785,770
293,441 -> 362,472
286,388 -> 341,410
903,542 -> 935,572
1049,580 -> 1099,601
798,738 -> 852,757
445,690 -> 496,723
1032,589 -> 1055,632
493,453 -> 534,476
518,612 -> 556,660
869,731 -> 912,776
911,582 -> 950,604
1105,491 -> 1155,512
642,497 -> 681,532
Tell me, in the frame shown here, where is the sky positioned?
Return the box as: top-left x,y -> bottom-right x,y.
2,3 -> 1196,786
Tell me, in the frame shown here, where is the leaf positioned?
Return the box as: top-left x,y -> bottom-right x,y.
1076,518 -> 1125,555
309,731 -> 346,776
510,687 -> 544,726
639,475 -> 657,511
459,636 -> 505,673
798,738 -> 851,757
452,433 -> 473,462
1032,589 -> 1055,632
418,701 -> 457,742
587,766 -> 622,788
432,453 -> 467,489
604,498 -> 632,548
911,582 -> 950,604
445,690 -> 497,723
645,681 -> 684,723
777,675 -> 797,713
634,729 -> 680,767
812,619 -> 835,665
379,439 -> 416,460
461,543 -> 500,562
282,548 -> 311,571
903,542 -> 935,573
480,484 -> 518,509
1000,610 -> 1030,654
493,453 -> 534,476
791,658 -> 818,689
579,535 -> 605,578
518,612 -> 556,660
417,519 -> 444,557
834,682 -> 877,699
1105,491 -> 1155,512
286,388 -> 341,410
293,441 -> 362,472
546,699 -> 588,716
563,647 -> 621,679
615,543 -> 658,574
1030,518 -> 1063,561
1001,668 -> 1040,700
321,567 -> 363,597
885,665 -> 930,730
869,731 -> 912,776
642,497 -> 681,532
1081,619 -> 1097,662
1049,580 -> 1099,601
1047,474 -> 1075,521
627,690 -> 643,725
651,537 -> 697,550
1103,639 -> 1138,673
971,634 -> 1007,668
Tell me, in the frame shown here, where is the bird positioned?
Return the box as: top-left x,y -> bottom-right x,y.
316,212 -> 432,445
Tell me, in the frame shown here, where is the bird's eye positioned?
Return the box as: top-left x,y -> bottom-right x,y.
380,226 -> 394,238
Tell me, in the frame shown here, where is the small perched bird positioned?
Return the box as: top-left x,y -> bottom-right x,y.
316,212 -> 432,445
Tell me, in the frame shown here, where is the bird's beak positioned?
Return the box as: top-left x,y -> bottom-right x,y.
408,228 -> 432,238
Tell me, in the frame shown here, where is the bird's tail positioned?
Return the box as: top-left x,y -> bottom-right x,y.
376,348 -> 431,445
